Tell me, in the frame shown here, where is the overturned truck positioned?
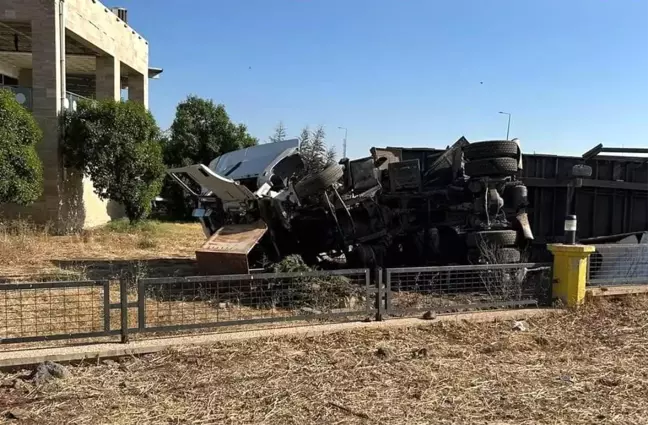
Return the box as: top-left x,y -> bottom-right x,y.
168,138 -> 533,274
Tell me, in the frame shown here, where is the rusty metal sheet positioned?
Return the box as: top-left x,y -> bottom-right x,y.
371,147 -> 401,170
196,221 -> 268,275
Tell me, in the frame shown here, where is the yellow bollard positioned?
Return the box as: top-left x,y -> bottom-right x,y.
548,244 -> 596,307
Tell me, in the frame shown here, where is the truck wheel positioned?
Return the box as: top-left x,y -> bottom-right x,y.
294,164 -> 344,198
466,230 -> 518,248
463,140 -> 519,160
493,247 -> 521,263
465,157 -> 518,177
469,247 -> 521,263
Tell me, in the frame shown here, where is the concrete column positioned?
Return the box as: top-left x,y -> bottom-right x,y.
128,72 -> 148,108
30,1 -> 63,224
18,68 -> 33,87
95,55 -> 120,100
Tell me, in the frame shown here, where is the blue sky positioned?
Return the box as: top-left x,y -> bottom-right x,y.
118,0 -> 647,159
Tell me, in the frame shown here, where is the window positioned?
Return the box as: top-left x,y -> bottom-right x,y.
0,74 -> 18,86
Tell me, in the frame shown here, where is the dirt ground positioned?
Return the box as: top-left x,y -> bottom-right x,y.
1,296 -> 647,425
0,220 -> 203,281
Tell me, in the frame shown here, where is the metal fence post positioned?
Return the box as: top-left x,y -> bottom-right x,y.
384,269 -> 391,316
137,277 -> 146,331
120,278 -> 129,343
103,280 -> 111,334
375,268 -> 385,321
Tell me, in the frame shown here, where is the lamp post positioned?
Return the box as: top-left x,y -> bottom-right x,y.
498,111 -> 511,140
338,126 -> 348,158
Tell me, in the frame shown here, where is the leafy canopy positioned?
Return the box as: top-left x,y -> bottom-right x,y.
161,96 -> 258,220
61,99 -> 165,222
164,96 -> 257,167
0,89 -> 43,205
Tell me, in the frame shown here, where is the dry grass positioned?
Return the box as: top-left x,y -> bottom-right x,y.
0,220 -> 203,281
2,296 -> 648,424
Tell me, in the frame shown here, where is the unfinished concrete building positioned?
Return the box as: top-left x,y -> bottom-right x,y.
0,0 -> 162,230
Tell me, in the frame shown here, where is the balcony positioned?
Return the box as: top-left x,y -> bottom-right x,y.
0,85 -> 32,109
65,91 -> 91,111
0,85 -> 90,111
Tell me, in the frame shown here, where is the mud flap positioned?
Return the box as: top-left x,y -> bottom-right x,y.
195,221 -> 268,275
516,212 -> 534,241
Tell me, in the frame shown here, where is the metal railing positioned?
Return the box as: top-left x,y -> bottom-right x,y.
65,91 -> 92,111
587,244 -> 648,286
383,263 -> 552,317
0,85 -> 32,109
132,269 -> 373,337
1,264 -> 554,346
0,86 -> 91,112
0,280 -> 113,344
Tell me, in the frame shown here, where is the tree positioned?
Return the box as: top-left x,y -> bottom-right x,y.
61,99 -> 165,222
268,121 -> 287,143
298,125 -> 337,175
161,96 -> 258,219
0,89 -> 43,205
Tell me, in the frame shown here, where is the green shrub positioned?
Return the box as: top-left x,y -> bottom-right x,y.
61,99 -> 165,223
0,89 -> 43,204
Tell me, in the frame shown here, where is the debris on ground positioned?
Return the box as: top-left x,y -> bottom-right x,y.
375,344 -> 394,359
412,347 -> 428,358
28,361 -> 69,385
422,310 -> 437,320
265,255 -> 366,312
5,409 -> 27,420
268,254 -> 313,273
511,320 -> 529,332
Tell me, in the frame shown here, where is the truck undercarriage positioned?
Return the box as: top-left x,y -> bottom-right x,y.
168,138 -> 534,274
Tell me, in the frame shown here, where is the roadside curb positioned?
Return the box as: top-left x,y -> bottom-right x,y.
0,308 -> 561,369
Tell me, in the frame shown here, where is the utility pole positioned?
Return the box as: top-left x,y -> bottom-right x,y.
338,126 -> 348,158
499,111 -> 511,140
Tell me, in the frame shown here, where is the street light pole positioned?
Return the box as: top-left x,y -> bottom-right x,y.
338,126 -> 348,158
499,111 -> 511,140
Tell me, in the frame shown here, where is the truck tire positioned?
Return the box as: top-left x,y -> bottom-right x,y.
463,140 -> 519,160
466,230 -> 518,248
294,164 -> 344,198
494,247 -> 521,263
465,157 -> 518,177
468,247 -> 521,263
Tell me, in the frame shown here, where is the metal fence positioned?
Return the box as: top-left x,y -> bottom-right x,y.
0,280 -> 114,344
587,244 -> 648,286
132,269 -> 373,337
1,264 -> 555,346
383,263 -> 553,317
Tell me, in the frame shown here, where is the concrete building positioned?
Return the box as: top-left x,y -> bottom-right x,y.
0,0 -> 161,230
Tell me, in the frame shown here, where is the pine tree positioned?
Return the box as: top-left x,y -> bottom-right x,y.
268,121 -> 287,143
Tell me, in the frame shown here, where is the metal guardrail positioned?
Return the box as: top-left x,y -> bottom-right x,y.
383,263 -> 553,316
0,264 -> 554,346
587,244 -> 648,286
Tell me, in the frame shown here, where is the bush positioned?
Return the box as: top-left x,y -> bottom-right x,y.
61,99 -> 165,222
0,89 -> 43,205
